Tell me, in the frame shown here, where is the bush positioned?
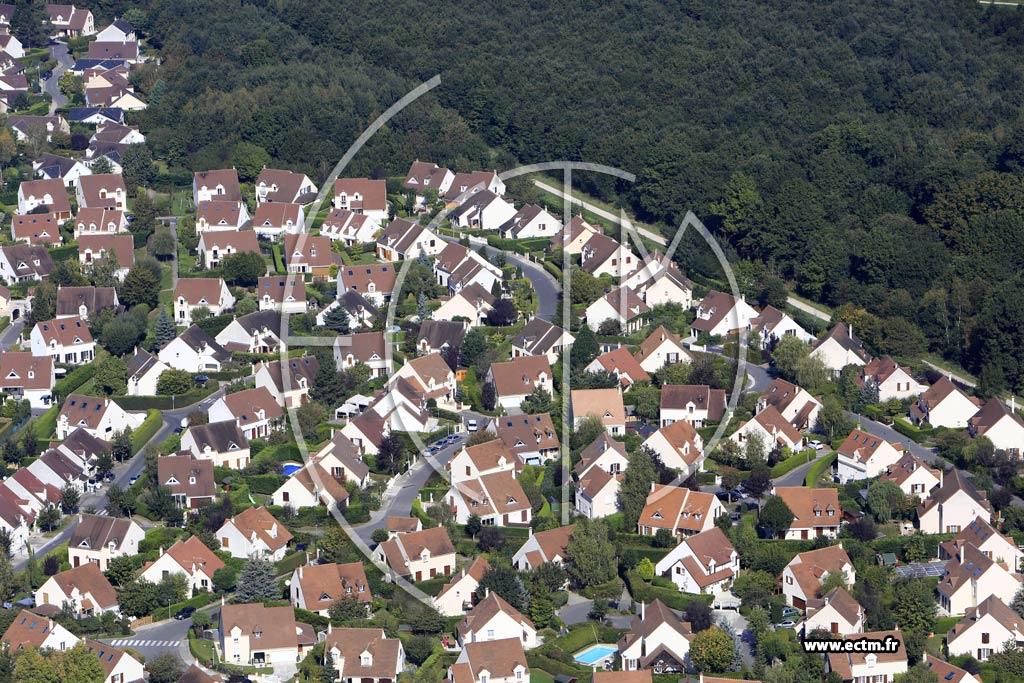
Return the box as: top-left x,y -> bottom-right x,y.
770,449 -> 815,478
804,452 -> 837,487
131,410 -> 163,453
892,416 -> 933,442
54,363 -> 98,398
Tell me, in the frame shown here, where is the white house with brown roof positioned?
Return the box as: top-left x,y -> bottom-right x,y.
781,544 -> 855,609
386,353 -> 458,411
36,562 -> 118,616
747,305 -> 813,350
17,178 -> 72,219
618,600 -> 693,674
11,213 -> 61,246
290,561 -> 371,616
219,603 -> 308,667
969,398 -> 1024,458
624,257 -> 693,309
320,208 -> 381,245
181,420 -> 251,469
858,356 -> 925,402
217,506 -> 293,561
157,454 -> 216,509
333,178 -> 388,223
634,326 -> 692,373
457,592 -> 538,649
432,285 -> 495,327
78,233 -> 133,280
56,393 -> 143,440
255,168 -> 317,205
30,316 -> 95,365
139,536 -> 225,598
159,325 -> 231,373
215,310 -> 283,354
76,173 -> 126,211
0,351 -> 54,408
0,609 -> 79,653
449,638 -> 529,683
803,587 -> 864,637
490,413 -> 560,465
511,525 -> 574,572
917,469 -> 992,534
125,346 -> 167,396
946,595 -> 1024,661
637,485 -> 725,540
434,557 -> 489,617
337,262 -> 397,307
940,517 -> 1023,573
570,387 -> 626,435
835,429 -> 904,483
486,356 -> 553,412
757,378 -> 822,433
254,356 -> 319,408
772,487 -> 842,540
730,406 -> 805,453
579,232 -> 638,279
73,207 -> 126,239
403,160 -> 454,206
252,202 -> 304,241
642,420 -> 705,477
195,200 -> 251,233
660,384 -> 726,428
258,275 -> 307,314
373,526 -> 456,583
910,377 -> 981,429
921,654 -> 982,683
67,513 -> 144,571
654,527 -> 738,595
450,190 -> 517,231
433,242 -> 503,295
193,169 -> 242,205
325,626 -> 405,683
445,468 -> 531,527
173,278 -> 235,326
375,218 -> 444,262
585,286 -> 650,334
809,323 -> 871,376
511,317 -> 574,365
937,540 -> 1022,615
878,452 -> 942,498
209,386 -> 284,440
197,230 -> 261,269
586,347 -> 651,390
691,291 -> 758,338
825,631 -> 907,683
334,331 -> 391,378
572,436 -> 629,520
498,204 -> 561,240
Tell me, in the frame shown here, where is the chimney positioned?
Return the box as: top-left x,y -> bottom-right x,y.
641,601 -> 645,620
220,596 -> 225,607
158,546 -> 164,556
298,566 -> 303,579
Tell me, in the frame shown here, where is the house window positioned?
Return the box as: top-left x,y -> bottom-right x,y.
982,633 -> 990,644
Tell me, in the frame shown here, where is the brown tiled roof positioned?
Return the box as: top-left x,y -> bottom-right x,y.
87,41 -> 138,60
58,393 -> 118,430
784,545 -> 853,599
970,399 -> 1024,436
333,178 -> 387,212
185,419 -> 248,454
337,331 -> 387,364
579,232 -> 624,274
571,388 -> 626,425
638,485 -> 718,533
691,290 -> 746,334
196,200 -> 246,228
378,527 -> 454,576
947,594 -> 1024,646
252,202 -> 302,229
78,174 -> 125,209
178,663 -> 223,683
224,506 -> 293,552
220,603 -> 297,651
617,599 -> 692,657
0,351 -> 52,391
256,168 -> 313,204
199,230 -> 260,255
457,591 -> 534,640
597,286 -> 650,320
459,439 -> 516,474
680,527 -> 735,574
878,451 -> 941,487
157,454 -> 216,501
403,160 -> 451,190
436,556 -> 490,601
527,524 -> 575,564
453,471 -> 530,517
257,276 -> 305,305
163,536 -> 225,577
574,435 -> 628,478
635,326 -> 688,365
579,466 -> 620,500
488,356 -> 552,398
174,278 -> 227,306
325,628 -> 402,681
1,610 -> 65,650
453,639 -> 529,682
750,405 -> 804,446
811,323 -> 870,363
283,233 -> 340,269
19,179 -> 71,215
922,654 -> 978,683
259,356 -> 319,395
194,169 -> 242,202
652,420 -> 703,467
937,542 -> 1017,600
592,347 -> 650,386
805,587 -> 862,628
56,286 -> 118,318
512,317 -> 567,356
386,516 -> 421,533
296,562 -> 371,612
221,387 -> 283,427
339,263 -> 397,296
49,562 -> 118,610
78,234 -> 134,268
773,487 -> 841,529
661,384 -> 726,421
0,244 -> 55,278
35,316 -> 92,347
493,413 -> 560,457
917,469 -> 990,518
837,429 -> 899,464
12,213 -> 60,244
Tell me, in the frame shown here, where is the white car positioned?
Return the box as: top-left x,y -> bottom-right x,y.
466,419 -> 478,432
809,440 -> 824,451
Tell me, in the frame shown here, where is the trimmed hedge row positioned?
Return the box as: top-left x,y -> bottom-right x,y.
152,591 -> 218,623
130,410 -> 163,453
54,363 -> 98,398
624,570 -> 713,611
804,452 -> 837,487
112,386 -> 216,411
892,416 -> 933,442
770,449 -> 815,478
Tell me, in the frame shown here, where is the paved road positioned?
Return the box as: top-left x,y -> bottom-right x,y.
0,319 -> 24,351
43,41 -> 73,115
533,179 -> 666,248
786,297 -> 830,322
503,251 -> 559,321
157,216 -> 180,287
101,616 -> 193,662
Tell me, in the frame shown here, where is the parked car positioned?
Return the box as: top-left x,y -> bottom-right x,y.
174,606 -> 196,620
466,419 -> 478,432
782,607 -> 801,618
775,620 -> 797,629
809,439 -> 824,450
732,489 -> 749,500
173,426 -> 184,434
129,474 -> 139,485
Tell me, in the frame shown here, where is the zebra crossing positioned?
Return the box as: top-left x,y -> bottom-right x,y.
108,639 -> 181,649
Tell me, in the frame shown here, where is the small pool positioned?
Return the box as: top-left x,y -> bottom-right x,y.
574,644 -> 617,666
281,463 -> 302,476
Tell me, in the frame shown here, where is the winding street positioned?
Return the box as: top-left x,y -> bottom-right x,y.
43,41 -> 73,115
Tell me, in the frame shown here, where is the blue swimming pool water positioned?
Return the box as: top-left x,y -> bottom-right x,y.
281,463 -> 302,476
574,645 -> 617,666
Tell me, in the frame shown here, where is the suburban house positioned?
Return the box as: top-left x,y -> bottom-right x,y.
156,454 -> 217,508
77,233 -> 134,280
585,286 -> 650,334
340,409 -> 387,456
125,347 -> 168,396
0,351 -> 54,408
324,626 -> 406,683
634,326 -> 692,373
11,214 -> 61,246
921,654 -> 982,683
730,405 -> 805,453
757,378 -> 822,432
255,168 -> 318,205
917,469 -> 992,534
968,398 -> 1024,458
446,171 -> 506,201
772,487 -> 842,540
445,465 -> 531,528
320,208 -> 380,245
193,168 -> 243,205
333,178 -> 389,223
457,592 -> 538,649
690,291 -> 758,337
449,190 -> 516,231
431,284 -> 495,327
180,421 -> 251,469
490,413 -> 560,465
67,513 -> 144,571
660,384 -> 726,428
55,394 -> 143,440
417,320 -> 467,356
858,356 -> 925,402
195,200 -> 251,232
56,285 -> 119,320
511,317 -> 574,365
215,310 -> 283,354
653,527 -> 739,595
625,257 -> 693,309
47,4 -> 96,36
637,485 -> 725,540
747,305 -> 814,349
217,506 -> 294,561
173,278 -> 236,326
835,430 -> 905,483
387,516 -> 422,537
270,460 -> 350,511
497,204 -> 561,239
486,356 -> 553,412
334,331 -> 390,378
138,536 -> 225,598
781,544 -> 856,609
0,609 -> 79,653
219,603 -> 309,667
434,556 -> 489,617
618,599 -> 694,674
337,263 -> 398,307
84,639 -> 146,683
257,275 -> 306,314
30,316 -> 95,365
809,323 -> 871,376
34,153 -> 90,188
586,347 -> 651,389
448,440 -> 519,486
642,420 -> 705,477
878,452 -> 942,498
0,244 -> 55,283
570,387 -> 626,435
802,587 -> 865,637
449,639 -> 529,683
373,526 -> 456,582
283,233 -> 342,278
910,377 -> 981,429
254,356 -> 320,408
824,631 -> 907,683
158,325 -> 230,373
402,160 -> 454,206
35,563 -> 118,617
946,595 -> 1024,662
433,243 -> 502,295
939,516 -> 1024,573
73,207 -> 126,238
251,202 -> 304,241
290,561 -> 372,616
511,525 -> 574,572
209,386 -> 285,441
17,178 -> 72,219
572,436 -> 629,520
197,230 -> 261,269
936,540 -> 1022,615
76,173 -> 126,210
579,232 -> 637,278
386,353 -> 458,411
375,218 -> 444,261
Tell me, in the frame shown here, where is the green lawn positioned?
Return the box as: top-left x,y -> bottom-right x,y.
530,671 -> 555,683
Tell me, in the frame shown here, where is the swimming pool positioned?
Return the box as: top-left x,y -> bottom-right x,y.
281,463 -> 302,476
574,644 -> 617,666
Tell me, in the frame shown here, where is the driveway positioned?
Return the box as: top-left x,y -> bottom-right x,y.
0,319 -> 24,351
715,608 -> 754,666
557,592 -> 593,627
43,41 -> 73,115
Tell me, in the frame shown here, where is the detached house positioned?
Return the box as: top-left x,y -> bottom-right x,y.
772,487 -> 842,540
324,626 -> 406,683
333,178 -> 389,223
572,436 -> 629,520
193,169 -> 243,205
511,525 -> 574,573
156,454 -> 216,508
618,599 -> 693,674
730,405 -> 804,453
181,420 -> 251,469
173,278 -> 235,326
654,527 -> 738,595
34,153 -> 90,189
0,609 -> 79,653
579,232 -> 637,279
498,204 -> 561,239
969,399 -> 1024,457
858,356 -> 925,402
255,355 -> 319,408
375,218 -> 444,262
757,378 -> 822,432
642,420 -> 705,477
209,386 -> 284,440
691,291 -> 758,338
17,178 -> 71,219
258,275 -> 307,314
809,323 -> 871,376
634,326 -> 692,374
337,263 -> 397,307
917,469 -> 992,534
825,631 -> 907,683
878,452 -> 942,498
747,305 -> 813,349
197,230 -> 261,269
56,393 -> 142,440
67,513 -> 144,571
320,209 -> 380,245
660,384 -> 726,428
0,244 -> 55,283
35,563 -> 118,617
255,168 -> 318,205
11,214 -> 61,246
432,285 -> 495,327
450,190 -> 516,231
910,377 -> 981,430
73,207 -> 127,239
386,353 -> 458,411
444,467 -> 531,527
571,387 -> 626,435
56,285 -> 119,320
457,592 -> 538,649
251,202 -> 304,241
215,310 -> 283,354
946,595 -> 1024,662
803,587 -> 865,637
417,320 -> 467,356
76,173 -> 126,210
0,351 -> 54,408
510,317 -> 574,365
195,200 -> 251,233
283,233 -> 342,278
587,347 -> 651,389
158,325 -> 230,373
637,485 -> 725,540
939,516 -> 1024,573
290,561 -> 371,616
78,233 -> 134,280
624,256 -> 693,309
434,556 -> 490,617
139,536 -> 225,598
449,639 -> 529,683
217,506 -> 294,561
486,356 -> 553,412
403,160 -> 454,206
835,430 -> 905,483
219,603 -> 309,667
374,526 -> 456,582
334,331 -> 390,378
433,242 -> 502,295
937,540 -> 1022,615
781,544 -> 855,609
446,170 -> 505,202
490,413 -> 560,465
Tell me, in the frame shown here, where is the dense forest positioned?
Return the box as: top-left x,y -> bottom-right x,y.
103,0 -> 1024,393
